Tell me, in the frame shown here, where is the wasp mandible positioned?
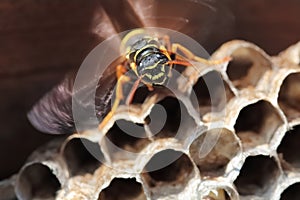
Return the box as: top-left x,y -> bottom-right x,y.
99,29 -> 231,130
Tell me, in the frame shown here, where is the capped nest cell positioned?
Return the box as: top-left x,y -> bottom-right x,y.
4,40 -> 300,200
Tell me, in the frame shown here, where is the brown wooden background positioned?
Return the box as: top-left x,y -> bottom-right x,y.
0,0 -> 299,179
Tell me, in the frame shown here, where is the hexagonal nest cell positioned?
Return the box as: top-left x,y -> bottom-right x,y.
141,149 -> 194,190
147,97 -> 182,138
16,163 -> 61,200
102,120 -> 151,161
226,46 -> 272,89
62,137 -> 103,176
234,155 -> 280,196
189,128 -> 241,178
147,96 -> 196,140
4,33 -> 300,199
191,71 -> 235,118
234,100 -> 284,149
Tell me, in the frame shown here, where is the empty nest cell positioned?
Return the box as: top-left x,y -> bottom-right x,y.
280,182 -> 300,200
98,178 -> 146,200
62,138 -> 103,176
234,100 -> 283,148
234,155 -> 280,196
131,85 -> 152,104
226,47 -> 271,89
120,79 -> 170,105
103,120 -> 150,161
132,85 -> 159,104
277,125 -> 300,169
191,71 -> 234,118
147,97 -> 196,140
141,149 -> 194,190
278,73 -> 300,121
16,163 -> 61,200
189,128 -> 241,178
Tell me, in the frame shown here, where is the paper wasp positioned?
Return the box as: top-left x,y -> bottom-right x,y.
28,28 -> 230,134
98,29 -> 230,130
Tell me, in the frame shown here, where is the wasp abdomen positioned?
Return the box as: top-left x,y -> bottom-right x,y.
136,47 -> 170,85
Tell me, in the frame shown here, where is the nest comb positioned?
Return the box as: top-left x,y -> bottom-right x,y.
2,40 -> 300,200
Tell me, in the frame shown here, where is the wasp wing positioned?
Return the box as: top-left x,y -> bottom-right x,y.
28,75 -> 75,134
28,63 -> 120,135
93,0 -> 233,51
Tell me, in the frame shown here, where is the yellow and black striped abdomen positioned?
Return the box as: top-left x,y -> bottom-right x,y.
134,46 -> 171,85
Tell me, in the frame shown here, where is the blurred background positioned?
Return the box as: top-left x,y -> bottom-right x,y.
0,0 -> 299,180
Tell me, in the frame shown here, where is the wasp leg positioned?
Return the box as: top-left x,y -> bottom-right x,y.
116,64 -> 127,79
99,65 -> 130,130
125,77 -> 142,105
125,79 -> 154,105
145,84 -> 154,91
172,43 -> 231,65
157,35 -> 174,78
161,35 -> 174,78
165,60 -> 193,79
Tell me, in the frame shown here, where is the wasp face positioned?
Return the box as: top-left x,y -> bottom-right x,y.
137,51 -> 170,85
